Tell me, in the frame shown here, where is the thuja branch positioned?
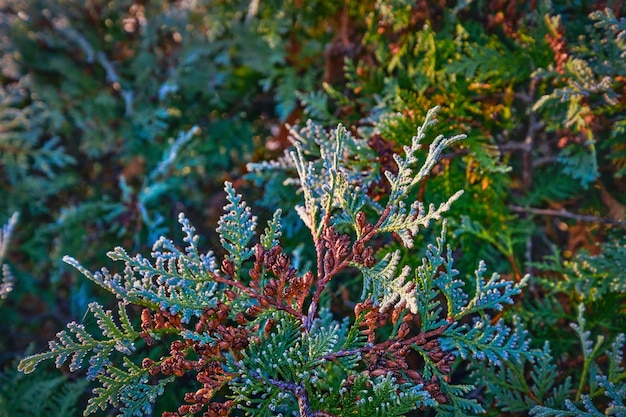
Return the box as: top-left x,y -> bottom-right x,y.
19,110 -> 536,417
220,247 -> 307,322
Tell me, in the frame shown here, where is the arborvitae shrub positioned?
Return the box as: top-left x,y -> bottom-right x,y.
19,108 -> 626,417
0,0 -> 336,367
19,109 -> 538,416
3,1 -> 626,416
294,1 -> 626,277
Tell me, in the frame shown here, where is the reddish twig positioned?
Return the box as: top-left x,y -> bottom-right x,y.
321,322 -> 449,363
305,207 -> 392,330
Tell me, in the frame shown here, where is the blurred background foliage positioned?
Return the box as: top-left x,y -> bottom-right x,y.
0,0 -> 624,416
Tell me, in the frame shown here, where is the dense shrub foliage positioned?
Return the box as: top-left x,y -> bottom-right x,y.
1,1 -> 625,416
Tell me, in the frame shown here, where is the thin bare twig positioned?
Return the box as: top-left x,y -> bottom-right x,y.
521,80 -> 539,276
509,205 -> 626,226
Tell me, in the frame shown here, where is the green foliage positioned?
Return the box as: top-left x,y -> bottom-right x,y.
471,236 -> 626,416
0,361 -> 88,417
3,1 -> 626,416
0,0 -> 263,265
471,307 -> 626,417
0,0 -> 336,391
534,241 -> 626,302
528,318 -> 626,416
20,112 -> 536,416
86,359 -> 173,417
286,1 -> 625,276
18,302 -> 140,378
62,213 -> 221,323
218,182 -> 258,270
471,342 -> 573,413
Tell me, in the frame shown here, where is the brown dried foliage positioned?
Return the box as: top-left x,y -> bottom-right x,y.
138,207 -> 455,416
141,301 -> 253,416
348,299 -> 455,405
545,17 -> 569,74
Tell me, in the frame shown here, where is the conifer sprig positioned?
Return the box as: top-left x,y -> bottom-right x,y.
19,111 -> 535,417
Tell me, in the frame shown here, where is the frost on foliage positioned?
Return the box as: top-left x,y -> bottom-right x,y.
377,106 -> 465,247
445,316 -> 533,367
288,123 -> 377,237
608,333 -> 625,383
18,212 -> 223,416
407,224 -> 537,413
249,119 -> 378,187
86,358 -> 173,417
248,120 -> 380,236
217,181 -> 257,269
228,313 -> 349,415
17,110 -> 546,417
413,222 -> 527,329
352,250 -> 418,314
248,108 -> 464,245
62,214 -> 220,323
18,302 -> 139,380
457,261 -> 529,318
309,373 -> 435,417
421,222 -> 528,320
260,208 -> 283,250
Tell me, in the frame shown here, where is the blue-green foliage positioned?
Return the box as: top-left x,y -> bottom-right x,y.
528,316 -> 626,417
446,316 -> 531,367
86,359 -> 173,417
61,213 -> 220,323
16,301 -> 172,416
0,362 -> 88,417
217,182 -> 258,269
375,108 -> 465,247
18,302 -> 139,379
471,303 -> 626,417
18,111 -> 539,416
4,2 -> 626,417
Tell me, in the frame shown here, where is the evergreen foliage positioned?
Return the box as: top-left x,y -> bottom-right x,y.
0,0 -> 336,377
20,111 -> 536,416
0,360 -> 88,417
2,1 -> 625,416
